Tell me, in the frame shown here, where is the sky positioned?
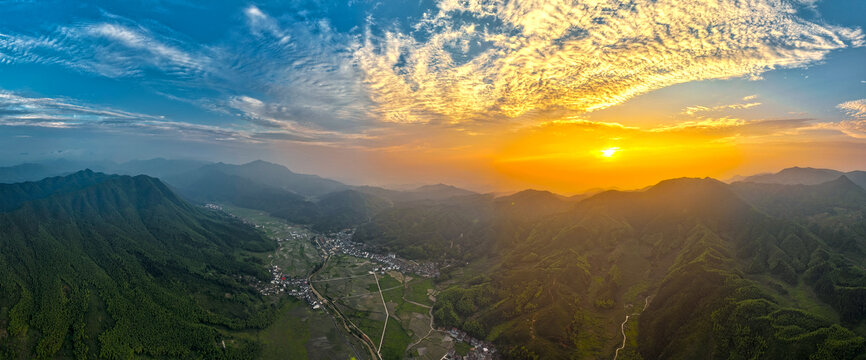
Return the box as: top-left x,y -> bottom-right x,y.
1,0 -> 865,193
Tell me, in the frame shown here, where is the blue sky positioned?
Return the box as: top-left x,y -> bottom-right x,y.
1,0 -> 865,190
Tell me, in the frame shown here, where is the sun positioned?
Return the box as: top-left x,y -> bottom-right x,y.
600,147 -> 620,158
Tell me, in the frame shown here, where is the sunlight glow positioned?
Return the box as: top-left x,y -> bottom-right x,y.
601,147 -> 620,158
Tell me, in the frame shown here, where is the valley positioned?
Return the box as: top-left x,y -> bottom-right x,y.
217,204 -> 494,360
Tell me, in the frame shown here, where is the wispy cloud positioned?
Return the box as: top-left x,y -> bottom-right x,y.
218,7 -> 374,134
0,89 -> 254,142
0,7 -> 375,140
826,99 -> 866,138
355,0 -> 863,124
0,19 -> 205,78
681,101 -> 762,116
838,99 -> 866,119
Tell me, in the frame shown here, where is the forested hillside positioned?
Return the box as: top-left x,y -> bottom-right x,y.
355,177 -> 866,359
0,171 -> 278,359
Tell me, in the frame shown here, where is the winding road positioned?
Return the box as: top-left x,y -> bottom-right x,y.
613,296 -> 651,360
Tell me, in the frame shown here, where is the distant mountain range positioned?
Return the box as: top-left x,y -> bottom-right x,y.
735,166 -> 866,189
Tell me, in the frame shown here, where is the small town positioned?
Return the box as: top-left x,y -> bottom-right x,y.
315,229 -> 440,278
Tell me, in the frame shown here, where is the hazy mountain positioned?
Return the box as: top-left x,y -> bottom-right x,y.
0,159 -> 99,183
0,171 -> 277,359
171,167 -> 320,223
740,167 -> 846,185
494,189 -> 574,220
412,183 -> 477,199
308,189 -> 393,231
0,158 -> 210,184
171,166 -> 391,232
732,176 -> 866,218
355,183 -> 478,203
110,158 -> 210,179
190,160 -> 349,198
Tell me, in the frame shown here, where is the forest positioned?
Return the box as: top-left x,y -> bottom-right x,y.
0,170 -> 278,359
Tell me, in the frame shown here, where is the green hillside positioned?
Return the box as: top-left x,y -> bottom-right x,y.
0,171 -> 278,359
355,177 -> 866,359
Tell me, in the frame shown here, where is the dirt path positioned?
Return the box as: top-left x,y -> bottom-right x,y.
374,272 -> 389,355
309,256 -> 381,360
405,299 -> 436,350
613,296 -> 651,360
613,315 -> 631,360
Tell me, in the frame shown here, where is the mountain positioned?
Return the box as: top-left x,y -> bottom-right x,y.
307,190 -> 393,231
0,158 -> 213,184
732,176 -> 866,254
732,176 -> 866,218
494,189 -> 574,220
353,194 -> 497,260
355,183 -> 478,203
355,177 -> 866,359
0,159 -> 97,183
0,171 -> 277,359
170,166 -> 390,232
0,169 -> 114,211
185,160 -> 349,198
171,167 -> 319,223
741,167 -> 845,185
412,184 -> 477,199
110,158 -> 210,179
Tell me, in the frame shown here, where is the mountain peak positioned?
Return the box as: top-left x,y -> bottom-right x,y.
413,183 -> 476,199
646,177 -> 728,194
241,160 -> 295,172
742,167 -> 844,185
415,183 -> 458,191
826,174 -> 856,185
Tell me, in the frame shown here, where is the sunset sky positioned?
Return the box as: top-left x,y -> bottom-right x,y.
1,0 -> 865,193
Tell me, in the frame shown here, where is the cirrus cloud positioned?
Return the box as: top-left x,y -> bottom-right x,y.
355,0 -> 863,124
838,99 -> 866,119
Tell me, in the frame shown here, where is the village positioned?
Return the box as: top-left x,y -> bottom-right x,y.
256,263 -> 323,308
314,229 -> 440,278
441,327 -> 498,360
255,227 -> 441,310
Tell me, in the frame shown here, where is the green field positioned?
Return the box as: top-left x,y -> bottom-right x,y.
218,207 -> 450,359
221,204 -> 323,277
252,298 -> 368,360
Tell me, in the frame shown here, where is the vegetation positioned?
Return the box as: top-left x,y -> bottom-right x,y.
359,177 -> 866,359
0,171 -> 278,359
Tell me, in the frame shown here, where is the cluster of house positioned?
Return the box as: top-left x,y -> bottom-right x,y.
313,230 -> 440,278
442,328 -> 499,360
257,264 -> 322,309
203,203 -> 223,211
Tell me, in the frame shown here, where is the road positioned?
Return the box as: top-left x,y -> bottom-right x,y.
373,272 -> 389,356
613,315 -> 631,360
613,296 -> 651,360
308,255 -> 382,360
